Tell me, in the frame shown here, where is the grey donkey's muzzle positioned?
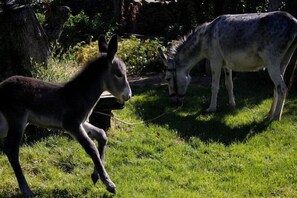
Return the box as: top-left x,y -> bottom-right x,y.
169,93 -> 185,107
122,86 -> 132,102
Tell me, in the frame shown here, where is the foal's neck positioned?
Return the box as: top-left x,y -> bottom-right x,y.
64,57 -> 108,102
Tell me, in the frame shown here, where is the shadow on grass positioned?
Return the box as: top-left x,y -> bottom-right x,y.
1,190 -> 114,198
166,112 -> 270,145
130,71 -> 295,145
0,126 -> 67,154
134,100 -> 271,145
32,189 -> 115,198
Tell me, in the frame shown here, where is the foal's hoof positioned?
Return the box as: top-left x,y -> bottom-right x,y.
107,186 -> 116,194
106,183 -> 116,194
23,189 -> 34,197
101,177 -> 116,194
91,173 -> 100,184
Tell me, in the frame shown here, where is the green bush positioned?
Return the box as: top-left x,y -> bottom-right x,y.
59,12 -> 118,48
35,13 -> 46,25
117,36 -> 164,75
31,48 -> 79,83
75,36 -> 164,75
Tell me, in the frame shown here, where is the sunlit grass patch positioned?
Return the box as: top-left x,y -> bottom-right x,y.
0,66 -> 296,197
223,99 -> 271,127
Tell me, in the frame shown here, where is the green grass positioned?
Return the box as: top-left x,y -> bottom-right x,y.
0,72 -> 296,197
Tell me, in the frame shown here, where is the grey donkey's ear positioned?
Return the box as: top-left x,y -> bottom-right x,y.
107,34 -> 118,59
158,47 -> 168,66
98,35 -> 108,53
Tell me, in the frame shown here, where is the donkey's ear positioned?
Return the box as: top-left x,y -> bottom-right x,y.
107,34 -> 118,59
98,35 -> 108,53
158,47 -> 167,66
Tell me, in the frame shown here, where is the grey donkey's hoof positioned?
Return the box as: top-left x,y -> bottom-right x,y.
206,107 -> 216,113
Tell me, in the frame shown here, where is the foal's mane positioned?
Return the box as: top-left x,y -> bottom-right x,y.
65,55 -> 108,87
168,23 -> 208,59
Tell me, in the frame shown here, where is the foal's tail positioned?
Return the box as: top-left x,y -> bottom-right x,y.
0,112 -> 8,138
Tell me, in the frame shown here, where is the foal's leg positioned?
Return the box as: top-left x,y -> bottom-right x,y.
224,69 -> 236,108
83,122 -> 108,184
4,115 -> 33,196
207,58 -> 223,112
83,123 -> 107,161
65,124 -> 116,193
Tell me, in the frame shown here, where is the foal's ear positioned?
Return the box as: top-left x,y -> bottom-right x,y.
158,47 -> 167,65
98,35 -> 108,53
107,34 -> 118,59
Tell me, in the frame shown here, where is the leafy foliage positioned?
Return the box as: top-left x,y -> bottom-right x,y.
59,12 -> 117,48
75,41 -> 99,64
35,13 -> 46,25
31,46 -> 79,82
75,36 -> 164,75
117,36 -> 163,75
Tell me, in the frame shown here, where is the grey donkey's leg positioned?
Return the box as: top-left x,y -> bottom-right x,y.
224,69 -> 236,108
4,116 -> 33,197
66,124 -> 116,193
268,88 -> 278,118
207,58 -> 223,112
266,62 -> 287,120
83,122 -> 108,184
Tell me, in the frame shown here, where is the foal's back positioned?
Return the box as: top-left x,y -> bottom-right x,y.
0,76 -> 62,107
0,76 -> 64,127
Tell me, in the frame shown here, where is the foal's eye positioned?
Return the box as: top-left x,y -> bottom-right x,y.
165,77 -> 171,82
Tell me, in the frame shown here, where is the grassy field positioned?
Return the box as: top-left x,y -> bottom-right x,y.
0,71 -> 296,197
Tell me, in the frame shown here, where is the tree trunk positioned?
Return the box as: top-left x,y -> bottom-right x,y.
0,2 -> 49,74
44,5 -> 71,43
112,0 -> 124,23
0,1 -> 70,76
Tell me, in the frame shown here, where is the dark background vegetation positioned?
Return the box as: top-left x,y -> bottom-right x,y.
1,0 -> 297,76
44,0 -> 297,78
50,0 -> 297,47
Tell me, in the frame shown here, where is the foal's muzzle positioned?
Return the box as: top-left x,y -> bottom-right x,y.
169,94 -> 185,107
120,86 -> 132,103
